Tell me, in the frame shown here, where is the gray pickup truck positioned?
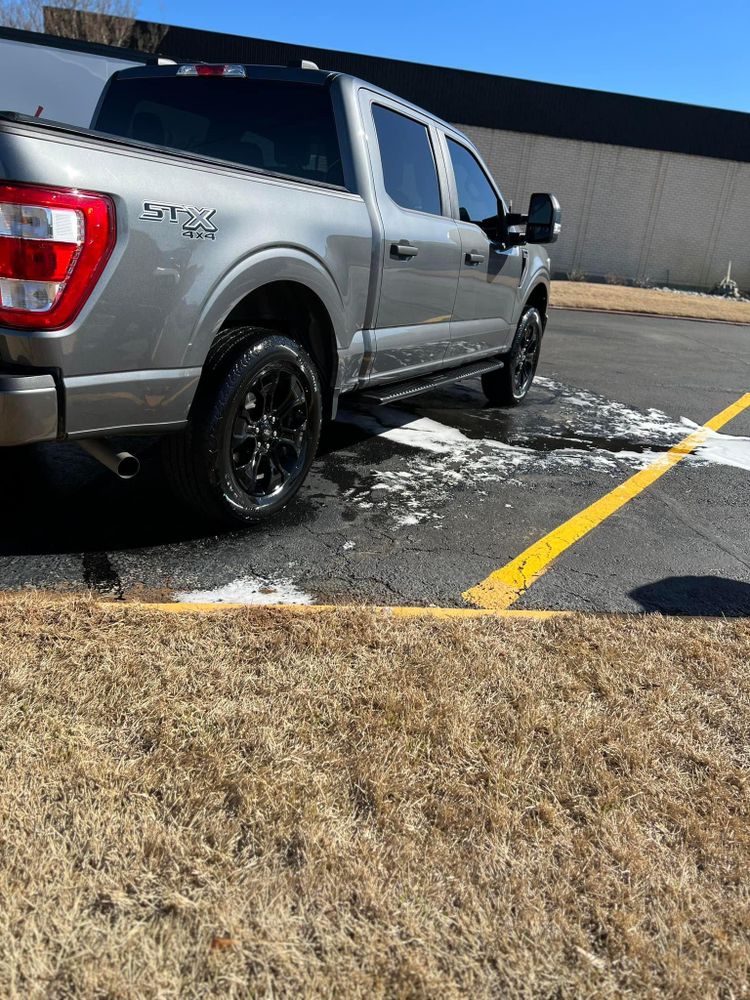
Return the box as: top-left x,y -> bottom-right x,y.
0,61 -> 560,524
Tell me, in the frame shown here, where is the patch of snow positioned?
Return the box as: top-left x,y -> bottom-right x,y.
534,377 -> 690,443
342,540 -> 356,551
652,286 -> 750,303
338,403 -> 629,528
177,575 -> 314,605
341,407 -> 473,453
395,513 -> 422,527
695,431 -> 750,472
336,381 -> 748,529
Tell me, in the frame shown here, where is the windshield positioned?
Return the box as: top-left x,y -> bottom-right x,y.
93,76 -> 344,187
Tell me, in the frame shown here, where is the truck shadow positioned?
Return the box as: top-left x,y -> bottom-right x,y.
0,418 -> 388,556
630,576 -> 750,616
0,374 -> 618,557
0,439 -> 216,555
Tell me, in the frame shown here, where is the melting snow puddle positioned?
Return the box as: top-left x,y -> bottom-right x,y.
177,575 -> 314,605
534,377 -> 694,441
336,378 -> 750,528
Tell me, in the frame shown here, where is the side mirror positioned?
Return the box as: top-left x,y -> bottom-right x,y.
526,192 -> 561,244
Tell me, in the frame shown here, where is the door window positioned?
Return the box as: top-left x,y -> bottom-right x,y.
447,138 -> 502,237
372,104 -> 441,216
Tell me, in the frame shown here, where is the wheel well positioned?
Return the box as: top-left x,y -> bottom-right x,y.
525,284 -> 549,327
214,280 -> 337,393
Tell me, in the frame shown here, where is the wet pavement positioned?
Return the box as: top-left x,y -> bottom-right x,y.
1,308 -> 749,614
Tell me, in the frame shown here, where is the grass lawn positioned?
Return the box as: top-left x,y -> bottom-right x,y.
1,596 -> 748,998
551,281 -> 750,323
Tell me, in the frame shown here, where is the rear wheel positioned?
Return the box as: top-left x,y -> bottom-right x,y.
481,306 -> 543,406
163,328 -> 322,525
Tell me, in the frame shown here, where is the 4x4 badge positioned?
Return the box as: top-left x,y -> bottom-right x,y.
140,202 -> 218,240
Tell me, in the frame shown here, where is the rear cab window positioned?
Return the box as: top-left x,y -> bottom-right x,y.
93,75 -> 344,187
372,104 -> 442,216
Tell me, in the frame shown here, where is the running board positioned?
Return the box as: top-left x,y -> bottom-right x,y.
354,358 -> 504,406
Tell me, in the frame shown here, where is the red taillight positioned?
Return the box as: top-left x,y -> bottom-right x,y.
0,183 -> 115,331
0,239 -> 79,282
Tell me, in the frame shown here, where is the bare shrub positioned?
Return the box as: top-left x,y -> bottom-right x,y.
0,3 -> 167,51
2,0 -> 135,43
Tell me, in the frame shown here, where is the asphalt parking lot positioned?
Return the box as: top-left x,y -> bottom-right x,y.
1,307 -> 748,614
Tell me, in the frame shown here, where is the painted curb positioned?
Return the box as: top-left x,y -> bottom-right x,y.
100,601 -> 570,620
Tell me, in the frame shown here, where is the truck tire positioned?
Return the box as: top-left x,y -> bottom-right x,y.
481,306 -> 543,407
163,329 -> 323,525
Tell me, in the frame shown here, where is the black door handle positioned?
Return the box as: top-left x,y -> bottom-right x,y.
392,240 -> 419,258
465,250 -> 485,264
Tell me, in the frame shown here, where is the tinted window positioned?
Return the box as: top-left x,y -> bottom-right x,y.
372,105 -> 441,215
94,77 -> 344,186
447,139 -> 501,232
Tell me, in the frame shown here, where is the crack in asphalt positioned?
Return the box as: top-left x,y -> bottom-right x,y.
651,486 -> 750,573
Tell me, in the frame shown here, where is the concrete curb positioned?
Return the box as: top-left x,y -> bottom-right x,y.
550,304 -> 750,327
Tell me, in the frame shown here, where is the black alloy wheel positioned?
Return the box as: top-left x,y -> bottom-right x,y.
510,309 -> 542,398
229,362 -> 311,504
481,305 -> 544,406
163,330 -> 323,525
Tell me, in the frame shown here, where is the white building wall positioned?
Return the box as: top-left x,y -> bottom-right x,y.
457,123 -> 750,290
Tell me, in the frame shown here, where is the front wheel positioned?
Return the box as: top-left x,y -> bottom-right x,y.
163,329 -> 322,525
481,306 -> 543,407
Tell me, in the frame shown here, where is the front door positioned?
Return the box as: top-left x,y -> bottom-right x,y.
363,95 -> 462,382
443,137 -> 522,362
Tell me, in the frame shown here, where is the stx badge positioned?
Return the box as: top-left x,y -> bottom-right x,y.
140,202 -> 218,240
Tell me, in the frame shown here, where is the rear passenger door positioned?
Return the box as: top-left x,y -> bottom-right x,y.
362,94 -> 462,382
443,136 -> 523,361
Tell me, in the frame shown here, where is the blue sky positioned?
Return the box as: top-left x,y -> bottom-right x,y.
138,0 -> 750,113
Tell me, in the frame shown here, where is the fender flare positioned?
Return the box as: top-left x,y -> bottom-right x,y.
182,246 -> 350,369
512,266 -> 550,330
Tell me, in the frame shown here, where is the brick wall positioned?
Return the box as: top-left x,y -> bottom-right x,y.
458,124 -> 750,291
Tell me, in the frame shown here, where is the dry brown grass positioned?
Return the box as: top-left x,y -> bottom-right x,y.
0,595 -> 749,998
551,281 -> 750,323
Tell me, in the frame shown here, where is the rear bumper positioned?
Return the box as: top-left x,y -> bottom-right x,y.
0,373 -> 58,446
0,367 -> 201,446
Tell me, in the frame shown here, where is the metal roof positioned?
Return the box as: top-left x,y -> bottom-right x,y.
39,12 -> 750,163
151,25 -> 750,164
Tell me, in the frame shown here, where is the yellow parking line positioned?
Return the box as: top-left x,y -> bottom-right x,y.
463,392 -> 750,611
105,602 -> 569,620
